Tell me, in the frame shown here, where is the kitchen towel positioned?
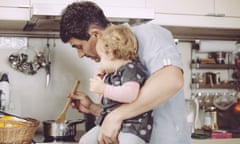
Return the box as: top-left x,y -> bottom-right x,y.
199,40 -> 237,52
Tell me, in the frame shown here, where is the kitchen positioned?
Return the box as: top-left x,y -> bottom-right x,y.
0,0 -> 240,144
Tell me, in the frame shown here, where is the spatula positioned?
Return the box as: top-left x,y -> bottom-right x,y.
55,80 -> 80,123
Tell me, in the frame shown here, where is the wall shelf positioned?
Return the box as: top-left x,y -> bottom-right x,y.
191,82 -> 238,89
190,63 -> 237,69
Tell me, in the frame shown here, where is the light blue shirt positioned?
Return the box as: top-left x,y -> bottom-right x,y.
131,24 -> 191,144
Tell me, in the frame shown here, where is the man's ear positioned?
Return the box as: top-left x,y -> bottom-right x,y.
88,28 -> 101,38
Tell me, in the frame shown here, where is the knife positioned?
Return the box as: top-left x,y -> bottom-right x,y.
45,43 -> 51,87
45,62 -> 51,87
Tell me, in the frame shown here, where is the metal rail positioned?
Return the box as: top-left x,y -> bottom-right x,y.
0,30 -> 59,38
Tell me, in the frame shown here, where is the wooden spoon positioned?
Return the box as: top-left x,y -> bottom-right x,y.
55,80 -> 80,123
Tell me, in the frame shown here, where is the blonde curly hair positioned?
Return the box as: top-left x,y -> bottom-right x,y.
98,25 -> 138,61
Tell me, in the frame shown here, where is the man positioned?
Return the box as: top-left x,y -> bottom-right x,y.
60,1 -> 191,144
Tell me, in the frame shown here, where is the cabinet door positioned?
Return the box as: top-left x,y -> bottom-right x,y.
0,0 -> 29,7
0,8 -> 29,20
0,0 -> 30,21
90,0 -> 146,8
146,0 -> 214,15
215,0 -> 240,17
31,0 -> 67,4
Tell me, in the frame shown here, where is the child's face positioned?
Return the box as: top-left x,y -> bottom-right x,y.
96,40 -> 116,73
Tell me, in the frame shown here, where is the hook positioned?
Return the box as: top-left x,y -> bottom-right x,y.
53,38 -> 56,48
46,38 -> 50,48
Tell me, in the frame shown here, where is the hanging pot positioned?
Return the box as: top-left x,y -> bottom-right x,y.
43,119 -> 85,141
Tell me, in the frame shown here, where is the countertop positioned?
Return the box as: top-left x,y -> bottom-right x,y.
192,138 -> 240,144
33,132 -> 240,144
35,143 -> 76,144
34,139 -> 240,144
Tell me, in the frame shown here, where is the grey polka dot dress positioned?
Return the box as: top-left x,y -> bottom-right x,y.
95,60 -> 153,143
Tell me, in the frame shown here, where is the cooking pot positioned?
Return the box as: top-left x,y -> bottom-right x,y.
43,119 -> 85,141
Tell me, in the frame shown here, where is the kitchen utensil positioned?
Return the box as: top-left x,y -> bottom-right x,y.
213,92 -> 237,111
203,93 -> 215,111
44,42 -> 51,87
55,80 -> 80,123
8,45 -> 52,75
197,93 -> 205,110
8,46 -> 39,75
43,119 -> 85,142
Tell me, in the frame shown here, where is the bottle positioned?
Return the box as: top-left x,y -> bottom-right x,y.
0,73 -> 10,111
203,111 -> 212,130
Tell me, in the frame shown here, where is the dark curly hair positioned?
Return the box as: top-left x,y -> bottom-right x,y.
60,1 -> 110,42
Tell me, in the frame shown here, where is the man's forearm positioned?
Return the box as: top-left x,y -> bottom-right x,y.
90,103 -> 101,116
111,66 -> 184,121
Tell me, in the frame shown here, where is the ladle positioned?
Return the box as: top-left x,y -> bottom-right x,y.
55,80 -> 80,123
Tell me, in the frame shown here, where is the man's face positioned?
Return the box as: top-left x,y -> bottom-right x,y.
69,36 -> 100,62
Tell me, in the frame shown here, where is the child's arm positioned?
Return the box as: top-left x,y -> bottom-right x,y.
104,81 -> 140,103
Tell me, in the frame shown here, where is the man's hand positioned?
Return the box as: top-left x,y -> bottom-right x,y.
98,111 -> 122,144
68,91 -> 101,116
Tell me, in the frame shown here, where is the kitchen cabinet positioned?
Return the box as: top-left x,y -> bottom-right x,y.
89,0 -> 146,8
215,0 -> 240,17
147,0 -> 240,17
0,0 -> 30,30
0,0 -> 30,21
146,0 -> 214,16
0,0 -> 29,7
31,0 -> 146,8
30,0 -> 67,4
147,0 -> 240,29
0,8 -> 30,21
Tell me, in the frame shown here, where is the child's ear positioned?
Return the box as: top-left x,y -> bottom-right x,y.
105,50 -> 115,60
109,53 -> 115,60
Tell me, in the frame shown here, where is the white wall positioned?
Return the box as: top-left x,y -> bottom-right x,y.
177,42 -> 192,99
0,38 -> 98,124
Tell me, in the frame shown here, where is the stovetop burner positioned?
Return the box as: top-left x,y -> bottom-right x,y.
44,136 -> 77,143
33,136 -> 77,143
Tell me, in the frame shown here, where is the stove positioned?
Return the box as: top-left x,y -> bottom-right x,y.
43,136 -> 77,143
33,133 -> 78,144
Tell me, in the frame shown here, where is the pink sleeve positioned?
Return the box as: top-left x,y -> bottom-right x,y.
104,81 -> 140,103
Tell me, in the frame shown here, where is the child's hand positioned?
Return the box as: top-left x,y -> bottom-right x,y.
89,76 -> 105,94
95,68 -> 106,79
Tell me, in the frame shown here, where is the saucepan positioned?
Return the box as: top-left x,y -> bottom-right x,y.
43,119 -> 85,140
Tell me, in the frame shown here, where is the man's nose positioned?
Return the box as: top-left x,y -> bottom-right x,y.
77,50 -> 85,58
